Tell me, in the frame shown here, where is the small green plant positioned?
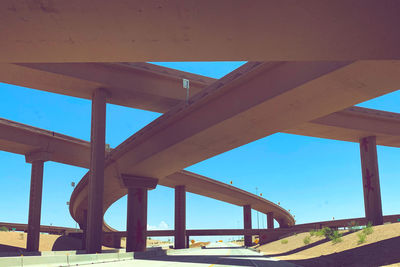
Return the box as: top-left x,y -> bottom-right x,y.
321,227 -> 333,239
309,229 -> 316,237
314,229 -> 324,237
303,236 -> 311,245
363,222 -> 373,235
0,226 -> 8,232
281,239 -> 288,244
330,230 -> 342,244
357,232 -> 367,244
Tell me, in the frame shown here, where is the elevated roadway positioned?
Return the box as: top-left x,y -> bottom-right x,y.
2,60 -> 400,246
3,105 -> 400,236
1,1 -> 400,62
5,61 -> 398,250
0,222 -> 76,235
0,117 -> 294,229
0,62 -> 213,113
66,61 -> 400,235
3,62 -> 400,149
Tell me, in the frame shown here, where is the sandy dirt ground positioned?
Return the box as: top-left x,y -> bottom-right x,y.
0,232 -> 171,252
188,241 -> 210,248
120,238 -> 171,248
0,232 -> 60,252
258,222 -> 400,266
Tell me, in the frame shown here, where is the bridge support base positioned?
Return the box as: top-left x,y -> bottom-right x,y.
360,136 -> 383,225
243,205 -> 252,247
26,160 -> 44,252
174,185 -> 186,249
86,88 -> 107,253
122,174 -> 158,252
127,188 -> 148,252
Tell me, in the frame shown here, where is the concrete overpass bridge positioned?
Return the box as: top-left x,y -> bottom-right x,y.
0,116 -> 294,250
2,213 -> 399,250
1,61 -> 400,253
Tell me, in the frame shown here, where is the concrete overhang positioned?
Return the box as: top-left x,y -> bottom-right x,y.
1,1 -> 400,62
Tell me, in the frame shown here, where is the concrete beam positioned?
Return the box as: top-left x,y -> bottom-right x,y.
174,185 -> 186,249
25,151 -> 52,163
1,1 -> 400,62
359,136 -> 383,225
26,160 -> 44,252
243,205 -> 252,247
120,174 -> 158,189
6,62 -> 212,113
86,88 -> 107,253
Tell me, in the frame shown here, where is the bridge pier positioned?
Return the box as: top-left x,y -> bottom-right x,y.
278,219 -> 289,228
25,151 -> 50,252
174,185 -> 186,249
121,175 -> 158,252
360,136 -> 383,225
86,88 -> 107,253
26,159 -> 44,252
243,205 -> 252,247
267,212 -> 274,229
79,209 -> 87,250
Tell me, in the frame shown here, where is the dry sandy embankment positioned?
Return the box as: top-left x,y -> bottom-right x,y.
0,232 -> 59,252
0,232 -> 171,253
189,241 -> 210,248
258,223 -> 400,266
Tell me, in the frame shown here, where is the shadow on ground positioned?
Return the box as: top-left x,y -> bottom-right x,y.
287,236 -> 400,267
201,246 -> 245,250
141,247 -> 298,267
52,235 -> 83,251
0,244 -> 26,254
143,254 -> 296,266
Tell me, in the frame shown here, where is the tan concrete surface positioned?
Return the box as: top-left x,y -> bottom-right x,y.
1,1 -> 400,62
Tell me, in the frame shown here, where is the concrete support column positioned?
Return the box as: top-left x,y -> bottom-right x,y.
174,185 -> 186,249
86,88 -> 107,253
80,209 -> 88,250
26,160 -> 44,252
121,174 -> 158,252
243,204 -> 252,247
127,187 -> 147,252
186,236 -> 190,248
278,219 -> 289,228
267,212 -> 274,229
360,136 -> 383,225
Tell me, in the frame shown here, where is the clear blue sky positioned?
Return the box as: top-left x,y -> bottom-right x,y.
0,62 -> 399,242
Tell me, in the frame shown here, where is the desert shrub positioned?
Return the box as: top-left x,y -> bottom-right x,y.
357,232 -> 367,244
363,222 -> 373,235
0,226 -> 8,232
315,227 -> 342,243
303,236 -> 311,245
320,227 -> 333,239
330,230 -> 342,244
314,229 -> 324,237
309,229 -> 316,237
281,239 -> 288,244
